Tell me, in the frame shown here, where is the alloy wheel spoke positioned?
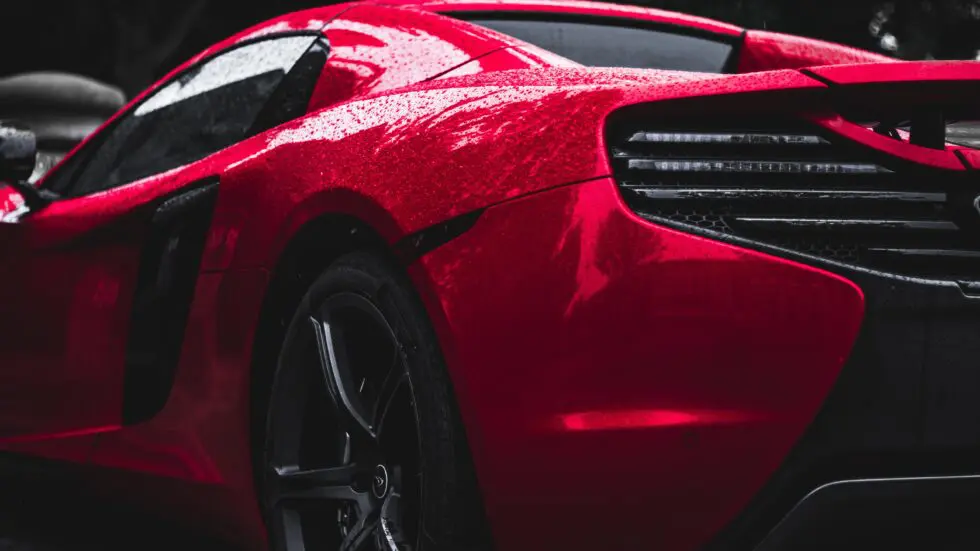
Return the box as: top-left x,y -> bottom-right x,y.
379,488 -> 410,550
374,358 -> 407,439
309,314 -> 376,440
340,517 -> 380,551
269,506 -> 306,551
272,464 -> 369,503
270,291 -> 420,551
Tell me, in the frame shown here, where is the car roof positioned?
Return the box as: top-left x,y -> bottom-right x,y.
120,0 -> 746,131
382,0 -> 745,37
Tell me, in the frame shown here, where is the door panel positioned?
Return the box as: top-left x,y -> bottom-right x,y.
0,194 -> 148,438
0,171 -> 218,440
0,33 -> 326,441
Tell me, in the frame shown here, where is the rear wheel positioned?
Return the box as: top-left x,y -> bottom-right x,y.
261,252 -> 490,551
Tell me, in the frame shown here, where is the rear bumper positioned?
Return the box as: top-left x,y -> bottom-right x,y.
410,177 -> 866,550
416,175 -> 980,550
704,192 -> 980,550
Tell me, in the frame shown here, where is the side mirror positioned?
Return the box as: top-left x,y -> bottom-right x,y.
0,124 -> 36,183
0,124 -> 55,213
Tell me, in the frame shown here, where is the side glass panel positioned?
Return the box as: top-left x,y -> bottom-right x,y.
249,37 -> 330,136
469,19 -> 734,73
47,35 -> 316,198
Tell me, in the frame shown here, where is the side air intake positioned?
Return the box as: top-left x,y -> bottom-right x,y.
609,122 -> 980,281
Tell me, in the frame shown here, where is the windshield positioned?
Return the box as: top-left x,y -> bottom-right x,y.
465,17 -> 735,73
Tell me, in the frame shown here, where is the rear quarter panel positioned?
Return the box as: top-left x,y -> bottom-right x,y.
219,67 -> 828,272
411,176 -> 865,551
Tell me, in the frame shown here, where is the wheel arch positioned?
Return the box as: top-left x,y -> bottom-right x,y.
247,211 -> 395,489
246,201 -> 486,466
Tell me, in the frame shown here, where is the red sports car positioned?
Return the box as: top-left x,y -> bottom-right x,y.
2,1 -> 980,550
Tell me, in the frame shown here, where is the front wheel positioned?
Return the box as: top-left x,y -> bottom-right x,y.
261,251 -> 490,551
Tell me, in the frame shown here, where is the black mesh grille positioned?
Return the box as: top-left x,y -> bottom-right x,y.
610,121 -> 980,281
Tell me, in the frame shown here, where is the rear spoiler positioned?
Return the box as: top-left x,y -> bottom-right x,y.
803,60 -> 980,87
781,61 -> 980,169
800,61 -> 980,150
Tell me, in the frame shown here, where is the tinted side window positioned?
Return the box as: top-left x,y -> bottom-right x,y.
249,37 -> 329,136
469,19 -> 734,73
50,35 -> 316,197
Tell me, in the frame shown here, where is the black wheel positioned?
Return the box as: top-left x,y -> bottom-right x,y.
261,252 -> 490,551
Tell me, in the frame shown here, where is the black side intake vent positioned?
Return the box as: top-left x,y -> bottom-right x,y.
123,177 -> 219,425
609,121 -> 980,281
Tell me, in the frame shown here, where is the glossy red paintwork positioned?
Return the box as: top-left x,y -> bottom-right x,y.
1,0 -> 972,549
410,177 -> 864,551
738,30 -> 894,72
956,147 -> 980,170
806,59 -> 980,84
0,186 -> 22,218
0,210 -> 138,437
309,4 -> 519,109
432,43 -> 582,77
0,8 -> 345,226
0,144 -> 255,440
217,67 -> 831,276
811,113 -> 970,171
88,267 -> 271,547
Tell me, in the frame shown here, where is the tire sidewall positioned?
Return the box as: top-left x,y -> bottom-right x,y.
262,252 -> 484,551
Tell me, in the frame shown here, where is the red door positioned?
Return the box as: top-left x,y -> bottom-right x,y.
0,172 -> 219,440
0,31 -> 323,440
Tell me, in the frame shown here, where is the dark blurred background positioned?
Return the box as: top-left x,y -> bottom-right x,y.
1,0 -> 979,100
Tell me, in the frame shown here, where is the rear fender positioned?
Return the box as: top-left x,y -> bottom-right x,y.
218,67 -> 828,271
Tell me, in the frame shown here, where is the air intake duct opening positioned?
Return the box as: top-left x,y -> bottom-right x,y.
608,117 -> 980,282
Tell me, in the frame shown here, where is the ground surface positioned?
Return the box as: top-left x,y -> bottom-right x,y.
0,479 -> 240,551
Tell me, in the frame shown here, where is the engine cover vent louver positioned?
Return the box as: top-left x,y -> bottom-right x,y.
610,123 -> 980,281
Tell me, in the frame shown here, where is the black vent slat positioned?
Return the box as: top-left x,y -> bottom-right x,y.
729,217 -> 959,232
625,188 -> 946,203
627,132 -> 828,145
868,248 -> 980,258
626,158 -> 888,174
610,125 -> 980,280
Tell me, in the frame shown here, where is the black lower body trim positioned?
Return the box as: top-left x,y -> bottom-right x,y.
756,475 -> 980,551
705,262 -> 980,550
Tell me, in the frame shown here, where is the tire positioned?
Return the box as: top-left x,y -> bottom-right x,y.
261,251 -> 491,551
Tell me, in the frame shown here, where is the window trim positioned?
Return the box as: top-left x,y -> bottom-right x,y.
448,11 -> 745,74
41,30 -> 326,196
247,35 -> 331,137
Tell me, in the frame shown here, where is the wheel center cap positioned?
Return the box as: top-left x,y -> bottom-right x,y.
372,464 -> 389,498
